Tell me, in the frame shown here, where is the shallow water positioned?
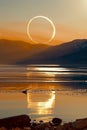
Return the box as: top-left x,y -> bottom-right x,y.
0,64 -> 87,123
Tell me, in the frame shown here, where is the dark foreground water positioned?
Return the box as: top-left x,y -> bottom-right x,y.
0,64 -> 87,123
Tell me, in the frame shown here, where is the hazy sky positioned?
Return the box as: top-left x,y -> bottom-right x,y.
0,0 -> 87,44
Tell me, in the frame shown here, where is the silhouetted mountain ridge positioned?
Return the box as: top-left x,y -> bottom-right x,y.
19,39 -> 87,65
0,39 -> 49,64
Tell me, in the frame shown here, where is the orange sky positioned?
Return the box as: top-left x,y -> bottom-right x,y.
0,0 -> 87,45
0,22 -> 87,45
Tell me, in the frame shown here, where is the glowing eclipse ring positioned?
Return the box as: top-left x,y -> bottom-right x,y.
27,16 -> 56,43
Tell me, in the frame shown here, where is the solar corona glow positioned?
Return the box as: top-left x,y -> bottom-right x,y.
27,15 -> 56,43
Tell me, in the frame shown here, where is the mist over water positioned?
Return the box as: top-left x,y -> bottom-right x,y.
0,64 -> 87,122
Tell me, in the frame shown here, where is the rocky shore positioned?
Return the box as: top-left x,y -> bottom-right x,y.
0,115 -> 87,130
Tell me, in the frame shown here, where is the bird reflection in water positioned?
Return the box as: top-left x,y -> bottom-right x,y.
27,90 -> 55,115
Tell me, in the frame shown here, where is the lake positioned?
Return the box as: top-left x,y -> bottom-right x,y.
0,64 -> 87,123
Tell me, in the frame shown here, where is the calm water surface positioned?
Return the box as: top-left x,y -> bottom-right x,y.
0,64 -> 87,123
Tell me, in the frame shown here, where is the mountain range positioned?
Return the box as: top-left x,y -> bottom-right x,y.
0,39 -> 49,64
0,39 -> 87,65
18,39 -> 87,65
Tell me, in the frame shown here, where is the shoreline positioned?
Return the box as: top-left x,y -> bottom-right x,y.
0,115 -> 87,130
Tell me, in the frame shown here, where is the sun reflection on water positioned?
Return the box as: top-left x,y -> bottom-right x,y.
26,66 -> 70,82
27,91 -> 55,115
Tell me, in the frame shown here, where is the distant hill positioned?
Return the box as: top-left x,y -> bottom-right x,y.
0,39 -> 49,64
19,39 -> 87,65
0,39 -> 87,65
